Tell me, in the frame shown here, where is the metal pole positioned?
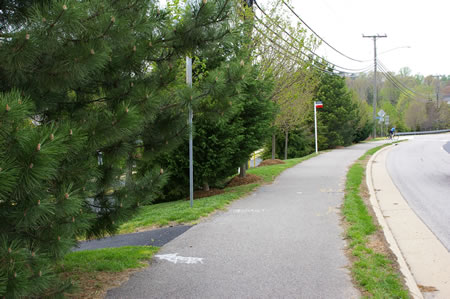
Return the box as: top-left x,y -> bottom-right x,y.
363,34 -> 387,139
314,102 -> 318,154
373,37 -> 377,138
186,56 -> 193,208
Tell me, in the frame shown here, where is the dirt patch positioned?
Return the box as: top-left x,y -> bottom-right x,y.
133,221 -> 181,233
367,231 -> 392,256
227,174 -> 261,187
418,285 -> 438,292
191,188 -> 225,199
258,159 -> 285,166
65,267 -> 145,299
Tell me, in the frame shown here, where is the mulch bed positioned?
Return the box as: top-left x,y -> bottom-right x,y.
227,173 -> 261,187
258,159 -> 285,166
186,173 -> 263,200
191,188 -> 225,199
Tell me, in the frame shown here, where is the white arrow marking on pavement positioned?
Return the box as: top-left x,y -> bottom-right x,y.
230,209 -> 265,213
155,253 -> 204,264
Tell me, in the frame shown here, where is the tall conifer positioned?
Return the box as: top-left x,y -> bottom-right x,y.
0,0 -> 239,296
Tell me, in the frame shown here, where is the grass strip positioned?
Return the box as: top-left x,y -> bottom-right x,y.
118,184 -> 258,233
60,246 -> 159,297
62,246 -> 159,273
343,147 -> 409,298
118,153 -> 317,234
359,140 -> 406,160
247,154 -> 316,181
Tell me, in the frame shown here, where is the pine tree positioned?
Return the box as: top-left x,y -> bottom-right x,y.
311,71 -> 362,149
158,61 -> 274,196
0,0 -> 237,296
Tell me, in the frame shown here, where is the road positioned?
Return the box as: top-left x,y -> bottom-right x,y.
386,133 -> 450,250
107,141 -> 383,299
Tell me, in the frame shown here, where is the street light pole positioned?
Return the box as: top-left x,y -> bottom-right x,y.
363,34 -> 387,138
186,56 -> 193,208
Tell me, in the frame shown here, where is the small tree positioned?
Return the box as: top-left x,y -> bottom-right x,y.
274,67 -> 318,159
251,0 -> 319,159
405,100 -> 427,130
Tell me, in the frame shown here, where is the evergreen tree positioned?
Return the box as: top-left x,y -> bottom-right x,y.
0,0 -> 238,296
311,71 -> 362,149
158,60 -> 274,198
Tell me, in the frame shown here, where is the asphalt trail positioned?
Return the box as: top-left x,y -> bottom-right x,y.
107,142 -> 383,299
73,225 -> 192,251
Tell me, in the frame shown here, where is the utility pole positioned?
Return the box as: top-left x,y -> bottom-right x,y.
363,34 -> 387,138
432,75 -> 442,108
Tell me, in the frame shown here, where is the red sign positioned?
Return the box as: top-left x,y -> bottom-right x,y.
315,101 -> 323,108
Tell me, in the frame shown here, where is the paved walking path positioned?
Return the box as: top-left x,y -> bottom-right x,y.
107,142 -> 383,298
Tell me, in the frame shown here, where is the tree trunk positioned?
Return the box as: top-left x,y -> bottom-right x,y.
203,181 -> 210,191
240,162 -> 247,178
271,133 -> 276,159
284,130 -> 288,160
125,158 -> 133,187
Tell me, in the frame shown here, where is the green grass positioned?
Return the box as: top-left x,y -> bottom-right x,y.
358,140 -> 405,160
118,184 -> 257,233
247,153 -> 317,182
343,149 -> 409,298
62,246 -> 159,273
118,153 -> 318,234
60,246 -> 159,297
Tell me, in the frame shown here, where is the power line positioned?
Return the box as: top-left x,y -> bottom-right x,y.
377,64 -> 414,97
280,0 -> 367,63
252,2 -> 372,73
252,24 -> 346,77
377,60 -> 432,99
378,70 -> 416,100
253,14 -> 371,73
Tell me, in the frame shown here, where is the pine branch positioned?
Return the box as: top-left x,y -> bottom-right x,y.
184,0 -> 230,36
195,2 -> 207,18
140,123 -> 189,149
100,20 -> 115,38
122,0 -> 140,12
47,8 -> 66,31
82,0 -> 120,22
159,102 -> 182,112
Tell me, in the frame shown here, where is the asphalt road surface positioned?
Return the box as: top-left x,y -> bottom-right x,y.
73,226 -> 192,251
386,133 -> 450,251
107,142 -> 383,299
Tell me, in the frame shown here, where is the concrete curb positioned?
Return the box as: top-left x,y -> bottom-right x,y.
366,145 -> 423,299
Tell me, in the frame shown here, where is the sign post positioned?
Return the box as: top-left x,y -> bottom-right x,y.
377,109 -> 385,137
314,101 -> 323,154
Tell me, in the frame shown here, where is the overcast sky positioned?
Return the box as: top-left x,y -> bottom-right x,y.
286,0 -> 450,76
